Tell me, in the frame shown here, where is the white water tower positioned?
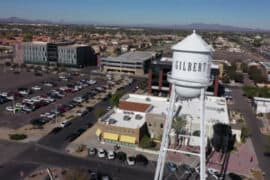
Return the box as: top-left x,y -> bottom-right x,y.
155,30 -> 213,180
169,30 -> 213,98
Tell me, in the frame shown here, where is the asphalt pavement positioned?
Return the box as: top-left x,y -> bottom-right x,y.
0,79 -> 158,180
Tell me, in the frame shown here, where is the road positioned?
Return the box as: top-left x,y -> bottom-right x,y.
0,142 -> 155,180
230,86 -> 270,179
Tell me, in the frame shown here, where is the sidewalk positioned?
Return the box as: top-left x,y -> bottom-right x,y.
207,138 -> 259,178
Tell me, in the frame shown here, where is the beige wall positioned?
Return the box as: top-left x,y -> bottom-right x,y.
96,122 -> 142,143
145,113 -> 165,139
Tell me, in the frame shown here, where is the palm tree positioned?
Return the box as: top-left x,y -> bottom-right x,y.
172,116 -> 187,134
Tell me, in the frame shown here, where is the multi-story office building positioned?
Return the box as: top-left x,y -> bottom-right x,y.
23,41 -> 97,68
23,41 -> 47,64
101,51 -> 157,76
147,57 -> 221,96
58,44 -> 97,67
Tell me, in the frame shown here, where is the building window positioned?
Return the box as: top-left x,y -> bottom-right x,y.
160,123 -> 163,128
175,61 -> 178,69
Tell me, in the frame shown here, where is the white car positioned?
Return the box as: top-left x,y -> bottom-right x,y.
107,151 -> 115,160
15,103 -> 25,108
73,97 -> 84,103
97,148 -> 106,158
0,92 -> 8,97
31,96 -> 41,102
6,95 -> 14,100
31,86 -> 42,91
43,83 -> 53,87
40,112 -> 51,118
47,113 -> 56,119
127,156 -> 136,166
6,106 -> 15,112
18,89 -> 30,95
60,120 -> 71,128
59,75 -> 66,79
87,80 -> 96,85
59,86 -> 68,91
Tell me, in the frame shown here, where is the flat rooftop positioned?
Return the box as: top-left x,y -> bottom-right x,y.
99,94 -> 229,129
122,94 -> 229,125
99,109 -> 146,129
102,51 -> 156,63
121,94 -> 169,115
260,61 -> 270,69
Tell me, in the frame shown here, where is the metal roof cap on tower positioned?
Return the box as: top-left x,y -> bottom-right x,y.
172,30 -> 213,53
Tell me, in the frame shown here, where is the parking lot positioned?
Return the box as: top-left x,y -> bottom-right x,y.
0,66 -> 127,129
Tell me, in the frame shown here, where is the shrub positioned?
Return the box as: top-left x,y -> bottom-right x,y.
9,134 -> 27,140
76,144 -> 86,152
139,135 -> 155,149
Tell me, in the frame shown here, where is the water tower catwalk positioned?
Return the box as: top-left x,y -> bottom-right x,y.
154,30 -> 213,180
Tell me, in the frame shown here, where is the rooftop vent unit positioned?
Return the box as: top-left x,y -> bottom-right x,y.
123,115 -> 131,121
108,118 -> 117,124
135,114 -> 143,120
146,97 -> 151,101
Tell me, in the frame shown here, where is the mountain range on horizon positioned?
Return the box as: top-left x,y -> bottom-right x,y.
0,16 -> 269,32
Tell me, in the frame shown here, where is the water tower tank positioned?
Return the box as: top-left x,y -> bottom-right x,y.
168,30 -> 213,98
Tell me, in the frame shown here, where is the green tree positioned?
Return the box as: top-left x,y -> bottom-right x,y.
9,134 -> 27,140
139,135 -> 155,149
240,126 -> 251,143
23,34 -> 33,42
241,63 -> 248,73
253,39 -> 262,47
172,117 -> 187,134
258,86 -> 270,98
109,90 -> 124,106
138,79 -> 147,90
242,86 -> 258,98
248,66 -> 266,83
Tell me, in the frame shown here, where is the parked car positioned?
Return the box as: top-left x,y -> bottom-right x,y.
117,151 -> 127,162
50,127 -> 62,134
127,156 -> 136,166
73,96 -> 84,103
97,148 -> 106,158
31,85 -> 42,91
76,110 -> 88,117
60,120 -> 71,128
18,88 -> 31,95
135,154 -> 148,166
88,147 -> 97,156
179,164 -> 194,176
166,162 -> 177,172
6,106 -> 15,112
107,151 -> 115,160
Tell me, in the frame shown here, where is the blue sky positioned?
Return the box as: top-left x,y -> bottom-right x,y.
0,0 -> 269,29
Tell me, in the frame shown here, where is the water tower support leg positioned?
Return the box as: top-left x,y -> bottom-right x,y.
200,88 -> 206,180
154,85 -> 176,180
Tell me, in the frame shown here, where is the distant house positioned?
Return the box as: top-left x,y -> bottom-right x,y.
253,97 -> 270,114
